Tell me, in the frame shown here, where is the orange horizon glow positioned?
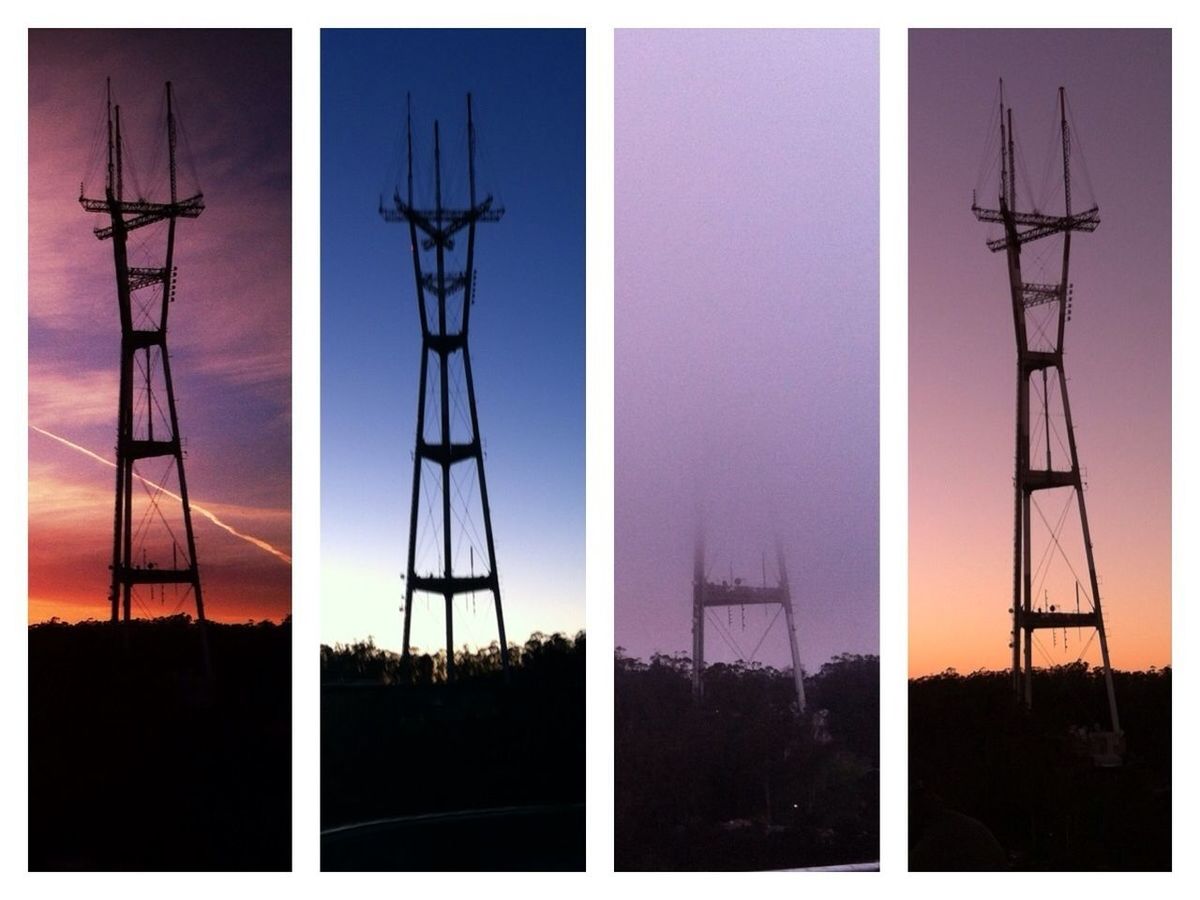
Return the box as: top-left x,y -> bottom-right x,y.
28,595 -> 289,627
28,425 -> 292,626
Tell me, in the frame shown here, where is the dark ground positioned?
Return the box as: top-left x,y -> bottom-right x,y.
615,652 -> 879,871
909,665 -> 1171,871
320,632 -> 586,871
28,616 -> 292,871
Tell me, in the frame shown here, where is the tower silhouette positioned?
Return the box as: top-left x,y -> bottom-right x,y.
381,95 -> 508,681
971,83 -> 1119,736
692,535 -> 806,712
80,80 -> 207,627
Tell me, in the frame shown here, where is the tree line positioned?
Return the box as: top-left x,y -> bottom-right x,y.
321,630 -> 585,685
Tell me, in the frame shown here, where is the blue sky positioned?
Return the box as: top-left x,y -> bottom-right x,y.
320,29 -> 585,652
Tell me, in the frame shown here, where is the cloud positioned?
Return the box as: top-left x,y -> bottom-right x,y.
28,360 -> 117,430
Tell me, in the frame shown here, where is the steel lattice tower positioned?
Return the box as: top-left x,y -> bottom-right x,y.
79,80 -> 207,626
971,84 -> 1119,735
381,95 -> 508,681
692,536 -> 806,712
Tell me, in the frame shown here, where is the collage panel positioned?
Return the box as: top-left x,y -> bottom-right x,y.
318,28 -> 586,871
27,28 -> 293,870
614,28 -> 881,872
908,28 -> 1171,871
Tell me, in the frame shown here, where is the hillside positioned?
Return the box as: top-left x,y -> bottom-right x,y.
29,616 -> 291,871
909,665 -> 1170,870
615,651 -> 879,871
320,632 -> 586,871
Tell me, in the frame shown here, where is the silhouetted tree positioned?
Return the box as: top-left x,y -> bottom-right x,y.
615,649 -> 879,871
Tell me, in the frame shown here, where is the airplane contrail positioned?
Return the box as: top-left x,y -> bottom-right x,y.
30,424 -> 292,566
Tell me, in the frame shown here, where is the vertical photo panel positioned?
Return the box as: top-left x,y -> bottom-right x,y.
614,28 -> 880,872
27,28 -> 293,870
908,28 -> 1171,871
319,28 -> 585,871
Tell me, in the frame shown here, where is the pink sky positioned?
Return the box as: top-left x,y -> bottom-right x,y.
29,30 -> 292,624
616,30 -> 879,670
908,29 -> 1171,677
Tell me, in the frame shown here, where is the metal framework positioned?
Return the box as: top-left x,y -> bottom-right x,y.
692,536 -> 806,712
971,84 -> 1119,734
381,95 -> 507,681
80,80 -> 206,626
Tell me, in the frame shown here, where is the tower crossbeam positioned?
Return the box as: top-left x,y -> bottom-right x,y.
81,195 -> 205,239
126,267 -> 170,291
692,538 -> 807,712
1018,282 -> 1065,309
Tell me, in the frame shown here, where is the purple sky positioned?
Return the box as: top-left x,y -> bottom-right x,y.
615,30 -> 879,671
909,30 -> 1171,675
29,30 -> 291,624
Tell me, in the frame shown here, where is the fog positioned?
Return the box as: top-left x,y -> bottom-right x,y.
615,30 -> 880,670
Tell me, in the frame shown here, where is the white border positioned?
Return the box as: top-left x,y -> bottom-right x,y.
0,2 -> 1194,894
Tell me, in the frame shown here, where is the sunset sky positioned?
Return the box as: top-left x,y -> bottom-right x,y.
28,29 -> 292,624
615,30 -> 880,671
908,29 -> 1171,677
320,30 -> 585,653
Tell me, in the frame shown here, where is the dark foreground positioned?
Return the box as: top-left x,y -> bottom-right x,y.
615,652 -> 879,871
320,633 -> 586,871
909,666 -> 1171,871
29,616 -> 291,871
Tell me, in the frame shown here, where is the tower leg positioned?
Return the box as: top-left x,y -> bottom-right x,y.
444,593 -> 455,681
403,348 -> 430,659
1024,624 -> 1033,708
462,345 -> 507,676
402,586 -> 415,659
1095,616 -> 1120,731
1022,490 -> 1033,708
692,590 -> 704,702
160,345 -> 203,623
782,599 -> 806,713
493,587 -> 510,678
110,423 -> 126,624
123,455 -> 134,623
1057,365 -> 1121,734
692,536 -> 704,701
1011,376 -> 1023,695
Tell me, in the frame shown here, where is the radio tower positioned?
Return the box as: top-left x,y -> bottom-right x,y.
80,80 -> 207,626
971,83 -> 1119,737
381,95 -> 508,681
692,535 -> 806,712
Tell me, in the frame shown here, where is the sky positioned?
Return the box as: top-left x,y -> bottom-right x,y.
320,30 -> 585,654
28,29 -> 292,625
614,30 -> 880,672
908,29 -> 1171,677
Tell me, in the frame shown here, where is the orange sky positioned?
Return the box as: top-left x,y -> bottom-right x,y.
908,31 -> 1171,678
28,426 -> 291,624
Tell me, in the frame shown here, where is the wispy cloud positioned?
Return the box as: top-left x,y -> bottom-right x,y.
31,424 -> 291,565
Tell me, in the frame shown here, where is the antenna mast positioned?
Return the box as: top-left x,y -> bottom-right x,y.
381,95 -> 507,681
79,79 -> 207,640
971,84 -> 1119,741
